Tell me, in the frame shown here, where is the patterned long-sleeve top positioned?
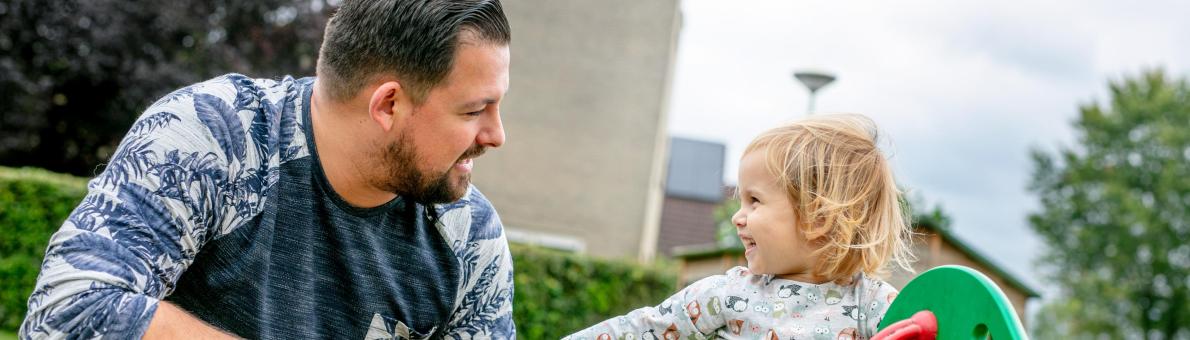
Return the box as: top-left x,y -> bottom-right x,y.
20,74 -> 515,339
566,267 -> 898,340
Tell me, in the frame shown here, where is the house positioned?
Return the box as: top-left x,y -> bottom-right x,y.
657,137 -> 726,256
470,0 -> 683,262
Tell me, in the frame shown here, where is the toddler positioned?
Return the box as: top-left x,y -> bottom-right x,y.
566,113 -> 915,339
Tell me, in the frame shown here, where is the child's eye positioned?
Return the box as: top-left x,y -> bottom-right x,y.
465,110 -> 483,116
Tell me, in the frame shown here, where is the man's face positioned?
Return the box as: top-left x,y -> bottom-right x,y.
377,42 -> 510,204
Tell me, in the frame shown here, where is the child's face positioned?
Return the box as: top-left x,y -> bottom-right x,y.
732,150 -> 820,282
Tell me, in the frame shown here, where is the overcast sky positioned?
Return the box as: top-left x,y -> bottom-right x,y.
667,0 -> 1190,300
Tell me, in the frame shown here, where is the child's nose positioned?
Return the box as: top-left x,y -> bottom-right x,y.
731,210 -> 746,228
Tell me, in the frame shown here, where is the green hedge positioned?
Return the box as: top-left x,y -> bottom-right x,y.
511,244 -> 676,338
0,167 -> 89,332
0,166 -> 677,337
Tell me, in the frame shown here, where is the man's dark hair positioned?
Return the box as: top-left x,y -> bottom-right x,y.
317,0 -> 510,103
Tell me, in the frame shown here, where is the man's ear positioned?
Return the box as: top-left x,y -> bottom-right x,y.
367,81 -> 411,132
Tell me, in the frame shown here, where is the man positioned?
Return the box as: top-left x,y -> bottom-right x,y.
20,0 -> 514,338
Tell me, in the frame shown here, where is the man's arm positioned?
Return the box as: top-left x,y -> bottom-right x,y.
20,83 -> 250,339
20,179 -> 212,339
144,302 -> 237,340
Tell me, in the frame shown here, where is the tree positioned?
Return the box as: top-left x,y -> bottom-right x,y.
713,198 -> 742,249
1029,70 -> 1190,339
905,193 -> 952,232
0,0 -> 333,176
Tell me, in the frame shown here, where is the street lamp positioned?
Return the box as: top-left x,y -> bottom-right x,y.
794,71 -> 836,115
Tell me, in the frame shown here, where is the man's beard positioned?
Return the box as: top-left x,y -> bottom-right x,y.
376,133 -> 484,204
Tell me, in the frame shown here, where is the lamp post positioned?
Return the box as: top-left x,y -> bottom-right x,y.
794,71 -> 836,115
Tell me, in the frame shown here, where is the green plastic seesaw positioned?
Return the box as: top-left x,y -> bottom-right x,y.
872,265 -> 1029,340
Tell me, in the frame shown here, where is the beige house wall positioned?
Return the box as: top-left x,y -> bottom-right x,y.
471,0 -> 682,261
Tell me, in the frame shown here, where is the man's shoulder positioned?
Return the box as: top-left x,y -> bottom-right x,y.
135,73 -> 312,162
150,73 -> 310,115
436,186 -> 515,336
434,185 -> 504,244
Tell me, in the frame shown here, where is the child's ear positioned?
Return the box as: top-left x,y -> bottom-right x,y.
802,215 -> 832,241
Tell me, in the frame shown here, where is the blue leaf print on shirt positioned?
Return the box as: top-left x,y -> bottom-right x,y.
230,167 -> 269,222
449,253 -> 510,337
487,313 -> 514,338
149,150 -> 227,244
22,286 -> 55,337
42,283 -> 153,340
194,93 -> 247,163
129,112 -> 182,136
26,283 -> 54,310
249,99 -> 279,163
111,184 -> 184,268
277,85 -> 302,161
54,232 -> 151,286
454,241 -> 483,288
101,112 -> 180,187
436,189 -> 502,241
467,207 -> 502,241
67,194 -> 123,233
229,74 -> 261,111
150,86 -> 193,108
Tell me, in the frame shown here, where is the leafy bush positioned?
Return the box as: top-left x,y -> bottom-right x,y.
0,167 -> 88,331
511,244 -> 677,339
0,166 -> 679,337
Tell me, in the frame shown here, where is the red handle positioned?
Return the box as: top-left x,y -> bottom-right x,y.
871,311 -> 938,340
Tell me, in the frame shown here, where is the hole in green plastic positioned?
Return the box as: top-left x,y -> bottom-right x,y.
972,323 -> 989,339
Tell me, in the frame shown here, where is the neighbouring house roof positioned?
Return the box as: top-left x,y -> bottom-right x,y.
666,137 -> 726,203
915,222 -> 1040,298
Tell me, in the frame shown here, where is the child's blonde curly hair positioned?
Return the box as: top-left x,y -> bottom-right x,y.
743,113 -> 915,282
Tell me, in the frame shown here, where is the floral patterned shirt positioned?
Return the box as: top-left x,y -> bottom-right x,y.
20,74 -> 514,339
566,267 -> 898,340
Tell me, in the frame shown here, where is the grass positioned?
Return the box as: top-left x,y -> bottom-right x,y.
0,330 -> 16,340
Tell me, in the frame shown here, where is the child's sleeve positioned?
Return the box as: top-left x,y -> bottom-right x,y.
563,274 -> 729,340
860,279 -> 901,337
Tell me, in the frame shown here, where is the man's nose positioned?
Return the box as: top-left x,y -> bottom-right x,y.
478,111 -> 505,148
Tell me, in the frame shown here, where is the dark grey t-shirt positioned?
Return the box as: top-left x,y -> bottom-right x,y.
21,74 -> 515,339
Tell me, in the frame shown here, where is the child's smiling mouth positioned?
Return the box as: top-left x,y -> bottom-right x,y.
738,233 -> 758,256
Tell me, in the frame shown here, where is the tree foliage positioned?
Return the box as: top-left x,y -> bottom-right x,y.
713,198 -> 742,249
0,0 -> 334,176
1029,70 -> 1190,338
